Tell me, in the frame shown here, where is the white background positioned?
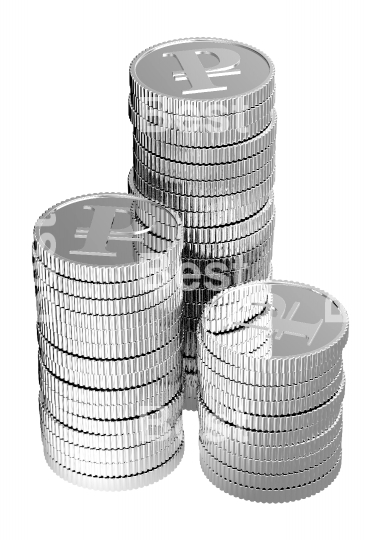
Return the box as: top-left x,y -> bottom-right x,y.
0,1 -> 379,539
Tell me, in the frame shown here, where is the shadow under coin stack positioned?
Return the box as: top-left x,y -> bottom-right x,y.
33,193 -> 185,490
128,38 -> 277,410
198,280 -> 348,502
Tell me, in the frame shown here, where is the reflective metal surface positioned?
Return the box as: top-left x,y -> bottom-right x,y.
130,38 -> 275,113
33,193 -> 183,282
197,280 -> 348,502
32,194 -> 184,490
128,38 -> 277,410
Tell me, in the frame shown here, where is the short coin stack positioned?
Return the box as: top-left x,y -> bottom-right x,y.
33,193 -> 185,490
128,38 -> 277,410
198,280 -> 348,502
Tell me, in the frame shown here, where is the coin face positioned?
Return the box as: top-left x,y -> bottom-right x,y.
34,193 -> 181,269
131,38 -> 273,103
202,281 -> 349,360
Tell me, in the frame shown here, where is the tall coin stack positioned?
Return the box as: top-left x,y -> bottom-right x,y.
198,280 -> 348,502
33,193 -> 185,490
128,38 -> 276,410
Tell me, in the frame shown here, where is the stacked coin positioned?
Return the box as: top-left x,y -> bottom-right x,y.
198,280 -> 348,502
128,38 -> 276,410
32,193 -> 185,490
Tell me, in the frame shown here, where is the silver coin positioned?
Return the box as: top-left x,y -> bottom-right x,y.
183,257 -> 272,295
203,429 -> 342,475
129,106 -> 272,147
183,247 -> 273,273
34,277 -> 182,329
201,425 -> 342,473
201,376 -> 345,432
130,90 -> 275,130
133,112 -> 277,165
37,313 -> 181,345
201,369 -> 343,416
44,441 -> 184,491
35,278 -> 183,315
43,429 -> 183,479
42,419 -> 183,465
199,397 -> 343,447
200,280 -> 349,371
201,408 -> 343,460
198,338 -> 342,385
37,316 -> 181,358
133,167 -> 274,214
198,341 -> 343,389
135,157 -> 275,202
40,399 -> 182,450
39,360 -> 182,407
40,345 -> 181,390
42,431 -> 184,478
200,448 -> 341,503
183,220 -> 275,261
129,38 -> 275,115
133,141 -> 276,181
33,192 -> 183,283
40,381 -> 181,420
39,389 -> 184,436
33,252 -> 181,299
201,303 -> 272,349
200,441 -> 341,490
37,296 -> 182,332
183,195 -> 274,243
198,357 -> 343,402
37,329 -> 181,378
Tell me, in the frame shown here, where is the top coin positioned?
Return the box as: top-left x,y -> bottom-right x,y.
33,193 -> 183,283
130,38 -> 275,116
200,280 -> 349,369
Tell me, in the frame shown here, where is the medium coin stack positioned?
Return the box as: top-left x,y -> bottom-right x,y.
128,38 -> 276,410
198,280 -> 348,503
32,193 -> 185,490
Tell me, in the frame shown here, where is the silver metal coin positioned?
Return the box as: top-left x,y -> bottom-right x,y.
129,38 -> 275,116
129,106 -> 272,147
39,389 -> 184,436
44,440 -> 185,491
200,441 -> 341,490
39,358 -> 182,406
42,419 -> 183,466
198,357 -> 343,402
200,448 -> 341,503
200,280 -> 349,370
40,381 -> 182,421
133,111 -> 277,165
37,316 -> 181,359
33,252 -> 181,299
37,329 -> 181,379
200,408 -> 343,461
39,345 -> 181,390
35,278 -> 183,315
133,140 -> 276,180
129,90 -> 275,129
40,399 -> 182,450
33,193 -> 183,283
200,369 -> 343,416
201,376 -> 345,432
199,397 -> 343,448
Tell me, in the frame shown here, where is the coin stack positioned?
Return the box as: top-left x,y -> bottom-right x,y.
32,193 -> 185,490
197,280 -> 348,502
128,38 -> 276,410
